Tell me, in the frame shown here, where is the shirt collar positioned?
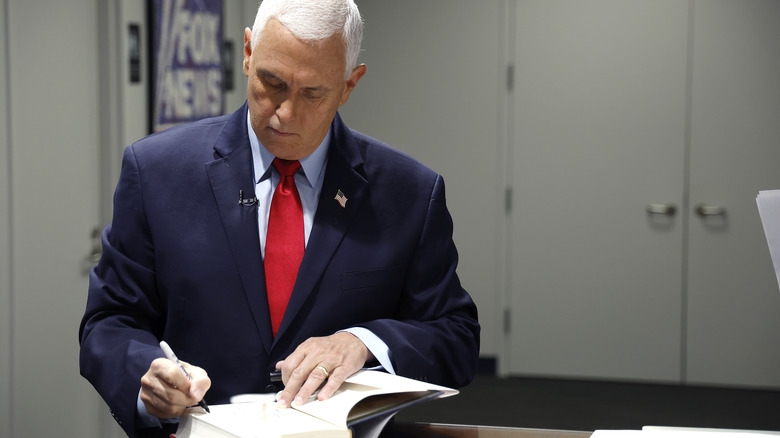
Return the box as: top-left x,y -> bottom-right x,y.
247,110 -> 330,186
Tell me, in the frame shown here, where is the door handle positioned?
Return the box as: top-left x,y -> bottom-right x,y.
646,203 -> 677,216
695,204 -> 726,217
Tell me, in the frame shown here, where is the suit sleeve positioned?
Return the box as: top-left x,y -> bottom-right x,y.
78,145 -> 167,438
358,174 -> 480,388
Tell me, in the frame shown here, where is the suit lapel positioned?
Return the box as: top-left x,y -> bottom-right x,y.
275,117 -> 368,339
206,105 -> 274,353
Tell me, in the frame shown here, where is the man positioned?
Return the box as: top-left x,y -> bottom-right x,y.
79,1 -> 480,437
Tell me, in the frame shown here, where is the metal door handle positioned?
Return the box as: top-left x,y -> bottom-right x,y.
646,203 -> 677,216
695,204 -> 726,217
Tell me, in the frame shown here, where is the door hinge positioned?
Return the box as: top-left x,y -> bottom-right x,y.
506,64 -> 514,91
503,307 -> 511,334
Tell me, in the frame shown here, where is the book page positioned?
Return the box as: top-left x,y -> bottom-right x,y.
291,381 -> 388,429
291,370 -> 457,429
345,369 -> 458,398
178,402 -> 346,438
347,390 -> 441,424
176,370 -> 456,438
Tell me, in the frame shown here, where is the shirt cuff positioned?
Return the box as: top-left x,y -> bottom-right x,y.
136,388 -> 178,428
340,327 -> 395,374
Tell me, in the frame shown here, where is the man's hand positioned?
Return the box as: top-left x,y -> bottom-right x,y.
140,358 -> 211,419
275,332 -> 375,408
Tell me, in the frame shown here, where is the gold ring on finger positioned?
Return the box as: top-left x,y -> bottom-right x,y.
316,365 -> 329,378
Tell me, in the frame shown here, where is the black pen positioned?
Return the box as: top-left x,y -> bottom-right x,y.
160,341 -> 210,413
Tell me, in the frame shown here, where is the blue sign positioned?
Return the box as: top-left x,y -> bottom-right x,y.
153,0 -> 223,131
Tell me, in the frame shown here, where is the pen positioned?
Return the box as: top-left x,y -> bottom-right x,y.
159,341 -> 210,413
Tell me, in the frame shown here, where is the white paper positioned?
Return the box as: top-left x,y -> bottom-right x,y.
643,426 -> 780,436
591,427 -> 780,438
756,189 -> 780,291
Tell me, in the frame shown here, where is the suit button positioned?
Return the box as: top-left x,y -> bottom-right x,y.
265,384 -> 277,393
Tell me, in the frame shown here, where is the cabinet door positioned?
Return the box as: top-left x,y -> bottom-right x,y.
509,0 -> 689,381
686,0 -> 780,388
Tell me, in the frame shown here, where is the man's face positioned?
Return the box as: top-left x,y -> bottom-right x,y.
243,19 -> 365,160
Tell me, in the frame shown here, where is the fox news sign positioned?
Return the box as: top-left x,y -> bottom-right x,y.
152,0 -> 223,131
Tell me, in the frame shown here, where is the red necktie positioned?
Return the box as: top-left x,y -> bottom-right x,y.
265,158 -> 304,336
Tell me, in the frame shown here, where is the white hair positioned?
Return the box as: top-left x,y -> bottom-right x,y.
250,0 -> 364,79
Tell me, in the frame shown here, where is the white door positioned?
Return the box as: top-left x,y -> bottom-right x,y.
685,0 -> 780,388
6,0 -> 104,436
509,0 -> 690,382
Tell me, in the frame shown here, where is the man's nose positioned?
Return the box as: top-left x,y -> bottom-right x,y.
275,95 -> 297,122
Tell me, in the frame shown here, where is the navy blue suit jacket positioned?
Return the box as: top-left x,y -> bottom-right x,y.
79,104 -> 480,437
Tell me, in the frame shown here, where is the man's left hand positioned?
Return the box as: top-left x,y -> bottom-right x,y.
275,332 -> 375,408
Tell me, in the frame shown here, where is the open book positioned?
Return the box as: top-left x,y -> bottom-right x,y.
173,370 -> 458,438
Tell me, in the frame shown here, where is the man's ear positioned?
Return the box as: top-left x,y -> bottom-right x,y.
243,27 -> 253,77
340,64 -> 367,106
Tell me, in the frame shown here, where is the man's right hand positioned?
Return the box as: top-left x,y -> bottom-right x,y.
140,358 -> 211,419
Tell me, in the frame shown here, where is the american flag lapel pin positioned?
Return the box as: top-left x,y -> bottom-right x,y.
334,189 -> 348,208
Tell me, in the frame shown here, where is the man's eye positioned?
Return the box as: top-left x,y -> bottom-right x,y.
261,75 -> 285,90
303,91 -> 324,100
